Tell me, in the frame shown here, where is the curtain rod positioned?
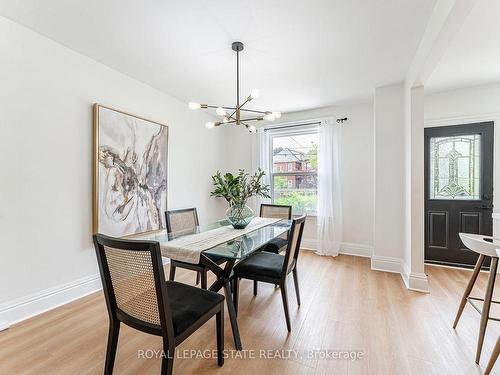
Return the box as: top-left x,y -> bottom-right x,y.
263,118 -> 347,132
263,121 -> 320,132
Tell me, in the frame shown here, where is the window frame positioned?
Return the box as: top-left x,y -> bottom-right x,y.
267,124 -> 319,216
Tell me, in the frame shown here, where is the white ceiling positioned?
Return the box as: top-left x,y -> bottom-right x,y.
0,0 -> 436,113
427,0 -> 500,93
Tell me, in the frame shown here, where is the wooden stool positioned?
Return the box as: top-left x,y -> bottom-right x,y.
485,336 -> 500,375
453,234 -> 499,364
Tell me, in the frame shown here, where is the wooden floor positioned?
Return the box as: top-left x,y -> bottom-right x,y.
1,252 -> 500,375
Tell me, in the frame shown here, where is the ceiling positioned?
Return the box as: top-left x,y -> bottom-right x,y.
0,0 -> 436,113
427,0 -> 500,93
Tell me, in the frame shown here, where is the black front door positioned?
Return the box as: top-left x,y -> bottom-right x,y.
424,122 -> 494,268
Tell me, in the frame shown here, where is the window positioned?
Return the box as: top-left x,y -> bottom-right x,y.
429,134 -> 481,200
269,126 -> 318,215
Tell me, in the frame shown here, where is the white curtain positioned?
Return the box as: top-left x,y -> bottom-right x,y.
256,129 -> 271,208
316,118 -> 343,257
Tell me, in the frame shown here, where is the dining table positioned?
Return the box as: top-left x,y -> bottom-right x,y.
135,217 -> 293,350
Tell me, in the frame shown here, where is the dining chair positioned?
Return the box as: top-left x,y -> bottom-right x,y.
165,208 -> 226,289
93,234 -> 225,375
253,203 -> 293,296
259,203 -> 292,254
232,214 -> 306,332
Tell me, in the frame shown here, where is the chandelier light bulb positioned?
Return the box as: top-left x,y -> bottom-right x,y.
263,113 -> 275,121
248,125 -> 257,133
273,111 -> 282,119
205,121 -> 215,129
250,89 -> 260,99
216,107 -> 226,116
188,102 -> 201,110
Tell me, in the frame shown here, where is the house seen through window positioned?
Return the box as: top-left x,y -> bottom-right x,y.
270,129 -> 318,215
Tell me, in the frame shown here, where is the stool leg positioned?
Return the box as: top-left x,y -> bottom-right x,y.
485,337 -> 500,375
453,254 -> 485,328
476,257 -> 498,364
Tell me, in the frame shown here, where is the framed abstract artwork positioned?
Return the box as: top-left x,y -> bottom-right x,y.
93,104 -> 168,237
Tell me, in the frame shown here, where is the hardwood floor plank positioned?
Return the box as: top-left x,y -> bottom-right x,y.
1,252 -> 499,374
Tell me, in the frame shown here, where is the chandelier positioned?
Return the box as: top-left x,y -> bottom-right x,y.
188,41 -> 281,133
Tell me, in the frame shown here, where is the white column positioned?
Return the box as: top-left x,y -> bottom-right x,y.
372,84 -> 406,273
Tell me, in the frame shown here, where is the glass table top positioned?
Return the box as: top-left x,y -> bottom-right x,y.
136,219 -> 292,260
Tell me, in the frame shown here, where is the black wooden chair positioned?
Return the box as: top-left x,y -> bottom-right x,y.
259,203 -> 292,254
93,234 -> 225,375
232,214 -> 306,332
253,203 -> 293,295
165,208 -> 226,289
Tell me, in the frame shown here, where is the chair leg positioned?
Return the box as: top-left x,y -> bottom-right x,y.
104,319 -> 120,375
233,278 -> 239,317
292,267 -> 301,306
485,337 -> 500,375
253,280 -> 258,296
453,254 -> 485,328
161,339 -> 175,375
216,305 -> 224,367
280,281 -> 292,332
196,271 -> 200,285
201,270 -> 207,289
223,281 -> 242,350
476,257 -> 498,364
168,264 -> 176,281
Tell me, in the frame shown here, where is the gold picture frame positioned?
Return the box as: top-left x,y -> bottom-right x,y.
93,104 -> 168,236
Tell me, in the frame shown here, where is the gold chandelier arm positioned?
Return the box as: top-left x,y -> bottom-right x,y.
239,108 -> 269,115
238,116 -> 264,122
204,104 -> 237,110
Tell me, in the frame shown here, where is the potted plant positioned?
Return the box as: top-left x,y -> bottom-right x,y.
210,168 -> 271,229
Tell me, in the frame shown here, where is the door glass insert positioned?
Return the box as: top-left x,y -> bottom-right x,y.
429,134 -> 481,200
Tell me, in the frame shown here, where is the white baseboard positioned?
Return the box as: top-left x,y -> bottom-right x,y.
301,238 -> 318,251
340,242 -> 373,258
0,257 -> 171,329
401,262 -> 429,293
371,257 -> 428,292
0,274 -> 102,328
371,255 -> 402,274
0,256 -> 171,329
301,239 -> 373,258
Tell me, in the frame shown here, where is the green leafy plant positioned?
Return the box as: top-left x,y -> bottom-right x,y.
210,168 -> 271,206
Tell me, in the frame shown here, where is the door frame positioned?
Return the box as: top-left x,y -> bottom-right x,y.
424,114 -> 499,268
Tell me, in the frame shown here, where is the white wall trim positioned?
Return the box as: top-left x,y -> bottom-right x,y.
0,274 -> 102,328
0,257 -> 170,329
371,255 -> 402,274
401,262 -> 430,293
301,239 -> 373,258
340,242 -> 373,258
425,112 -> 500,128
371,256 -> 429,292
301,238 -> 319,251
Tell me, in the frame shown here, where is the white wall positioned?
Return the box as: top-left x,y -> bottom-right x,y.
372,84 -> 406,266
265,103 -> 375,254
0,17 -> 230,322
425,83 -> 500,211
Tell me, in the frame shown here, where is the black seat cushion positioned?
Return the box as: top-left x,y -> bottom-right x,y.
166,281 -> 224,336
262,237 -> 288,254
233,252 -> 285,279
